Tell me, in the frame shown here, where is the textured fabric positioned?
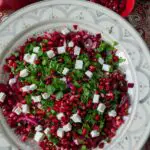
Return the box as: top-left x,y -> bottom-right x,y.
0,0 -> 149,149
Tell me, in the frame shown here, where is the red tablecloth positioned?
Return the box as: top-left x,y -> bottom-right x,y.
0,0 -> 149,149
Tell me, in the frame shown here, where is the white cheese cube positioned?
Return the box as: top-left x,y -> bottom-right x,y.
13,107 -> 22,115
93,94 -> 100,103
63,123 -> 72,132
44,128 -> 50,135
60,77 -> 67,83
108,110 -> 117,117
102,64 -> 111,72
21,86 -> 30,92
90,130 -> 100,138
68,41 -> 74,47
23,53 -> 38,65
98,57 -> 104,65
23,54 -> 31,63
75,60 -> 83,70
33,47 -> 40,53
19,69 -> 29,77
74,46 -> 81,55
30,84 -> 37,91
9,78 -> 17,86
57,128 -> 64,138
57,46 -> 66,54
70,113 -> 81,123
35,125 -> 43,132
97,103 -> 106,113
46,50 -> 55,59
85,70 -> 93,78
32,95 -> 41,103
21,104 -> 30,114
62,67 -> 69,75
34,132 -> 45,142
61,28 -> 70,35
56,113 -> 64,120
30,54 -> 38,64
0,92 -> 6,103
41,93 -> 50,100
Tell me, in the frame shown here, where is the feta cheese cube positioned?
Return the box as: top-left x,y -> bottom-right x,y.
68,41 -> 74,47
33,47 -> 40,53
108,110 -> 117,117
102,64 -> 111,72
19,69 -> 29,77
97,103 -> 106,113
57,128 -> 64,138
32,95 -> 41,103
23,53 -> 38,64
13,107 -> 22,115
57,46 -> 66,54
41,93 -> 50,100
21,104 -> 30,114
85,70 -> 93,78
90,130 -> 100,138
70,113 -> 81,123
0,92 -> 6,103
34,132 -> 45,142
61,28 -> 70,35
62,67 -> 69,75
46,50 -> 55,59
93,94 -> 100,103
35,125 -> 43,132
44,128 -> 50,135
23,54 -> 31,63
30,54 -> 38,64
9,78 -> 17,86
56,113 -> 64,120
74,46 -> 81,55
98,57 -> 104,65
60,77 -> 67,83
21,86 -> 30,92
30,84 -> 37,91
63,123 -> 72,132
75,60 -> 83,70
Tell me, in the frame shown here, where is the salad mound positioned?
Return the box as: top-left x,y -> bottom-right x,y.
0,26 -> 134,150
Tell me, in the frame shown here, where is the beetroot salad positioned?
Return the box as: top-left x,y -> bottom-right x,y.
0,26 -> 134,150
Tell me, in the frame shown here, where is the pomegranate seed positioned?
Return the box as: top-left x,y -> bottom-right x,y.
82,128 -> 87,136
35,60 -> 40,65
99,142 -> 104,148
95,115 -> 100,121
89,65 -> 96,72
3,64 -> 11,72
128,83 -> 134,88
73,24 -> 78,30
42,47 -> 47,52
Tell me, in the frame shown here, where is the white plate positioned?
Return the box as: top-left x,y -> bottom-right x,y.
0,0 -> 149,150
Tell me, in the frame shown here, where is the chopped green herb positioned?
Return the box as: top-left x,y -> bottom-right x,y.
119,57 -> 126,63
47,85 -> 56,95
56,91 -> 63,100
41,100 -> 54,109
25,95 -> 32,105
77,129 -> 82,135
81,145 -> 87,150
51,109 -> 56,115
